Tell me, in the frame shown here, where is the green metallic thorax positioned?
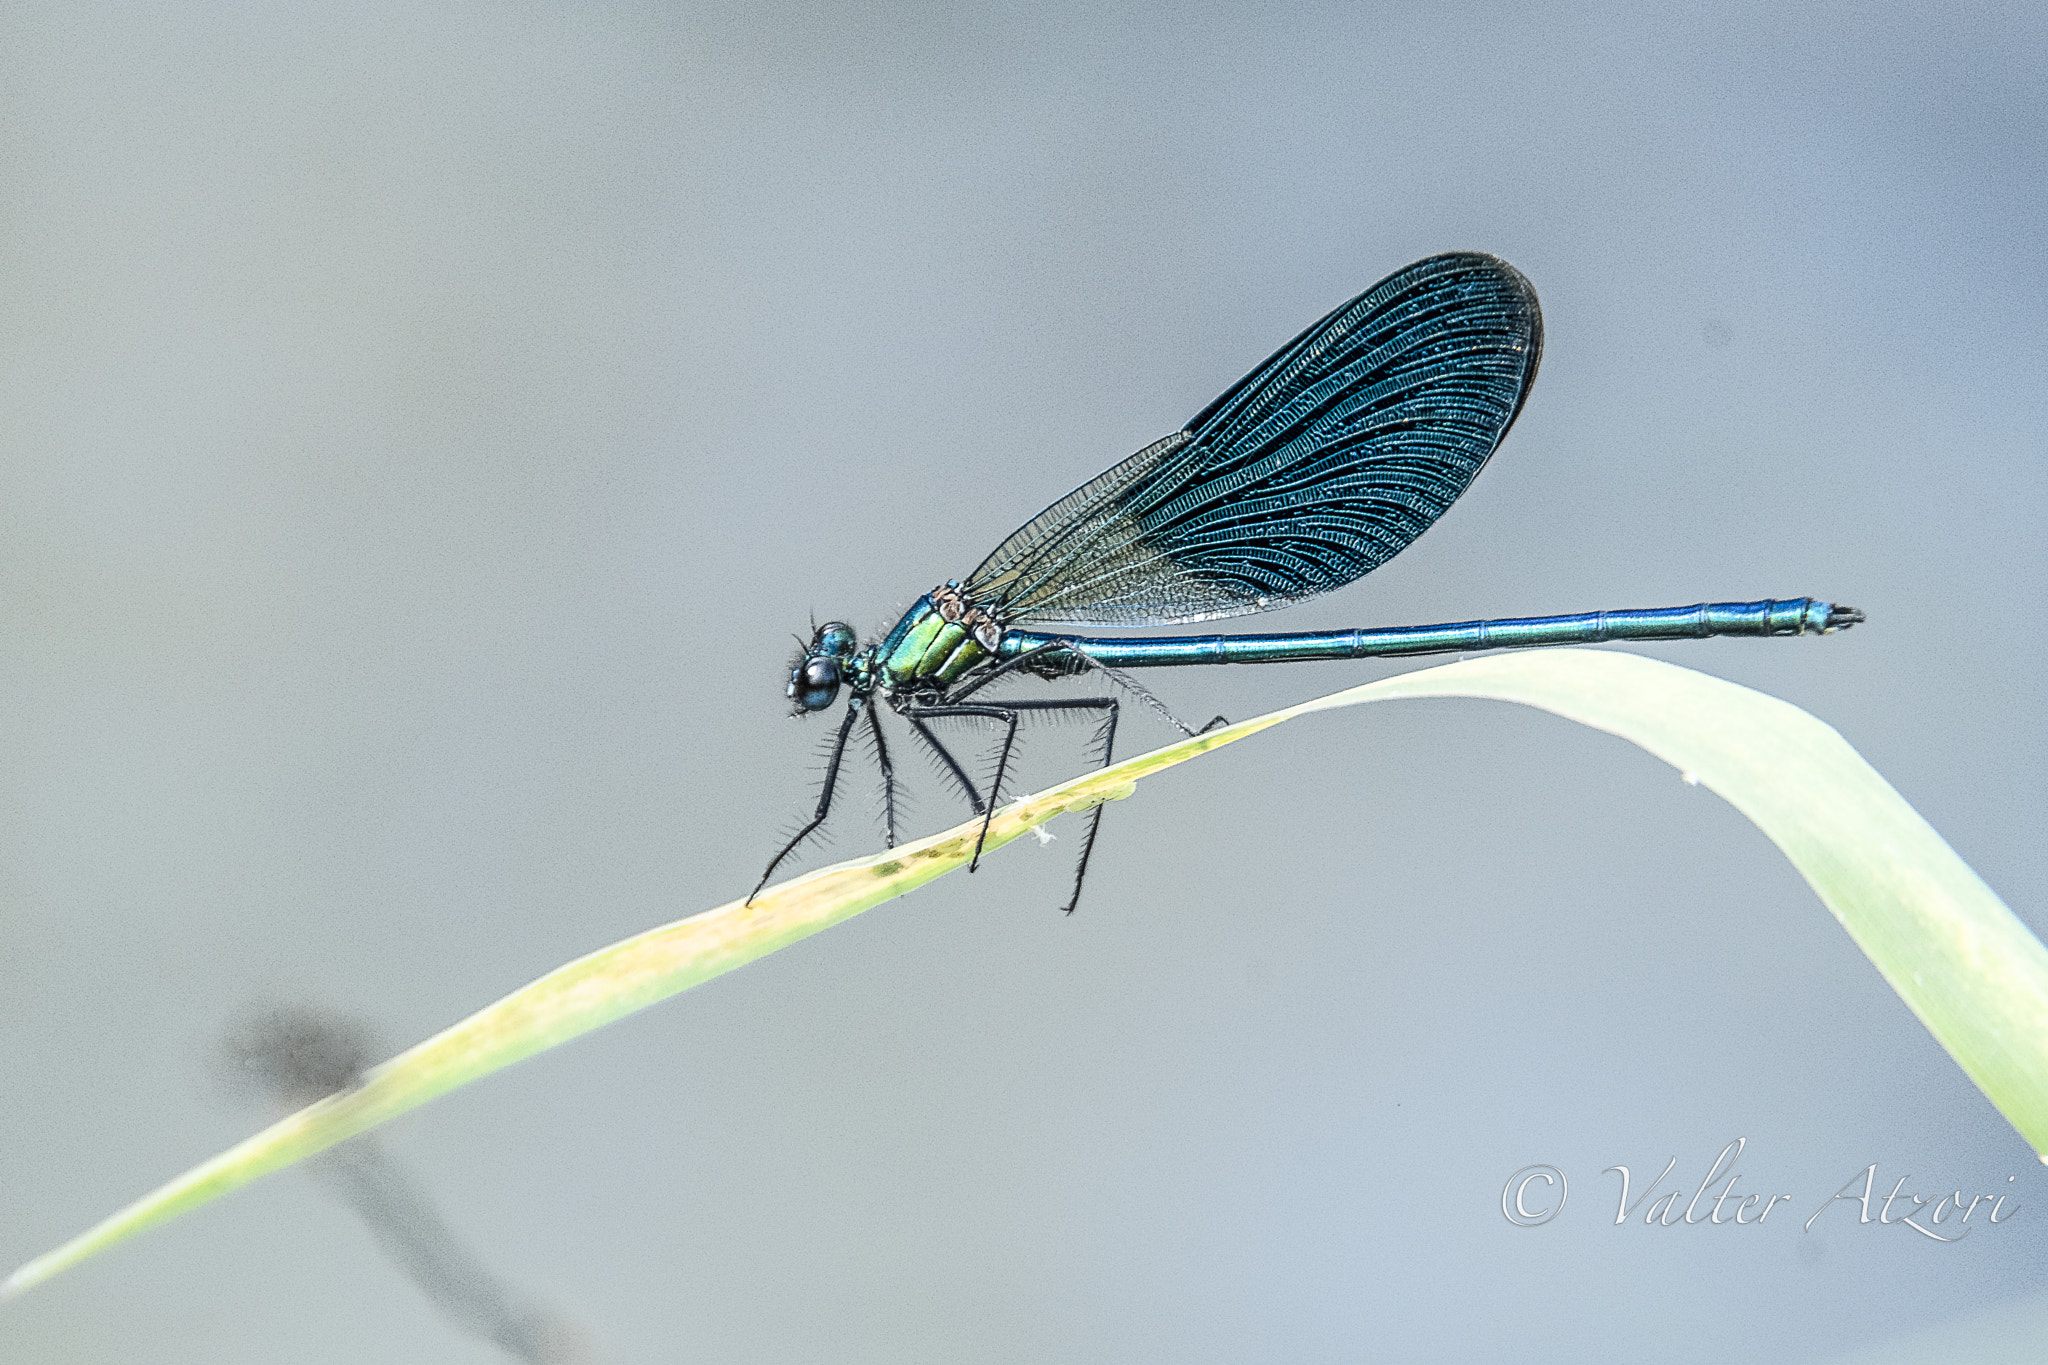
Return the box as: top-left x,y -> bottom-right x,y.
871,586 -> 1005,695
875,601 -> 990,691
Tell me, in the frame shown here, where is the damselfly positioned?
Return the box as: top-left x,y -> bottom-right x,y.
758,253 -> 1860,910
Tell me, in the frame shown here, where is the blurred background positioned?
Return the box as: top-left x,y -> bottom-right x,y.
2,2 -> 2044,1360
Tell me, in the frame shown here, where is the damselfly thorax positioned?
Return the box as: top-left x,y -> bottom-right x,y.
872,583 -> 1009,695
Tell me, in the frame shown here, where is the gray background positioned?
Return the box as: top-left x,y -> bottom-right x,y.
3,2 -> 2045,1361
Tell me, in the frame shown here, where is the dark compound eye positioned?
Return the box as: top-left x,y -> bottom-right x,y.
787,654 -> 842,712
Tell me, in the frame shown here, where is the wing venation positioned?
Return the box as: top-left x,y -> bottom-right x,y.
963,252 -> 1543,627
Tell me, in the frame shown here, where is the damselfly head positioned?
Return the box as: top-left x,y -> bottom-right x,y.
786,620 -> 858,713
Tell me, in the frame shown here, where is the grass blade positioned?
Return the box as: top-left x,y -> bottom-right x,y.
8,648 -> 2043,1300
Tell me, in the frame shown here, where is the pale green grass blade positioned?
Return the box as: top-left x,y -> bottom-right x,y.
1335,649 -> 2048,1159
8,648 -> 2044,1301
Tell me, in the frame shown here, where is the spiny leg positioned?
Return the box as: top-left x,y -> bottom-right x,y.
909,696 -> 1122,908
1052,697 -> 1118,915
906,713 -> 985,816
865,701 -> 898,848
1052,644 -> 1225,737
751,697 -> 863,904
987,697 -> 1119,913
952,639 -> 1221,739
902,703 -> 1019,872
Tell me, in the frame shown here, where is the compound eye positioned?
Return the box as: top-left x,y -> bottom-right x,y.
814,622 -> 857,658
790,655 -> 842,711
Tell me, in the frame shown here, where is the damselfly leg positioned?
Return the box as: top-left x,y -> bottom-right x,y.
750,698 -> 864,904
905,695 -> 1119,912
865,700 -> 898,849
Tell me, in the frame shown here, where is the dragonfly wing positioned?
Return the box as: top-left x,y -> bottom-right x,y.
963,252 -> 1543,627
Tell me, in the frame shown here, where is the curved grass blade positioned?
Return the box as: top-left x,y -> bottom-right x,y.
8,648 -> 2045,1300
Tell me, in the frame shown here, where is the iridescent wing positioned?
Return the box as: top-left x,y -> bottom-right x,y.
963,252 -> 1543,627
